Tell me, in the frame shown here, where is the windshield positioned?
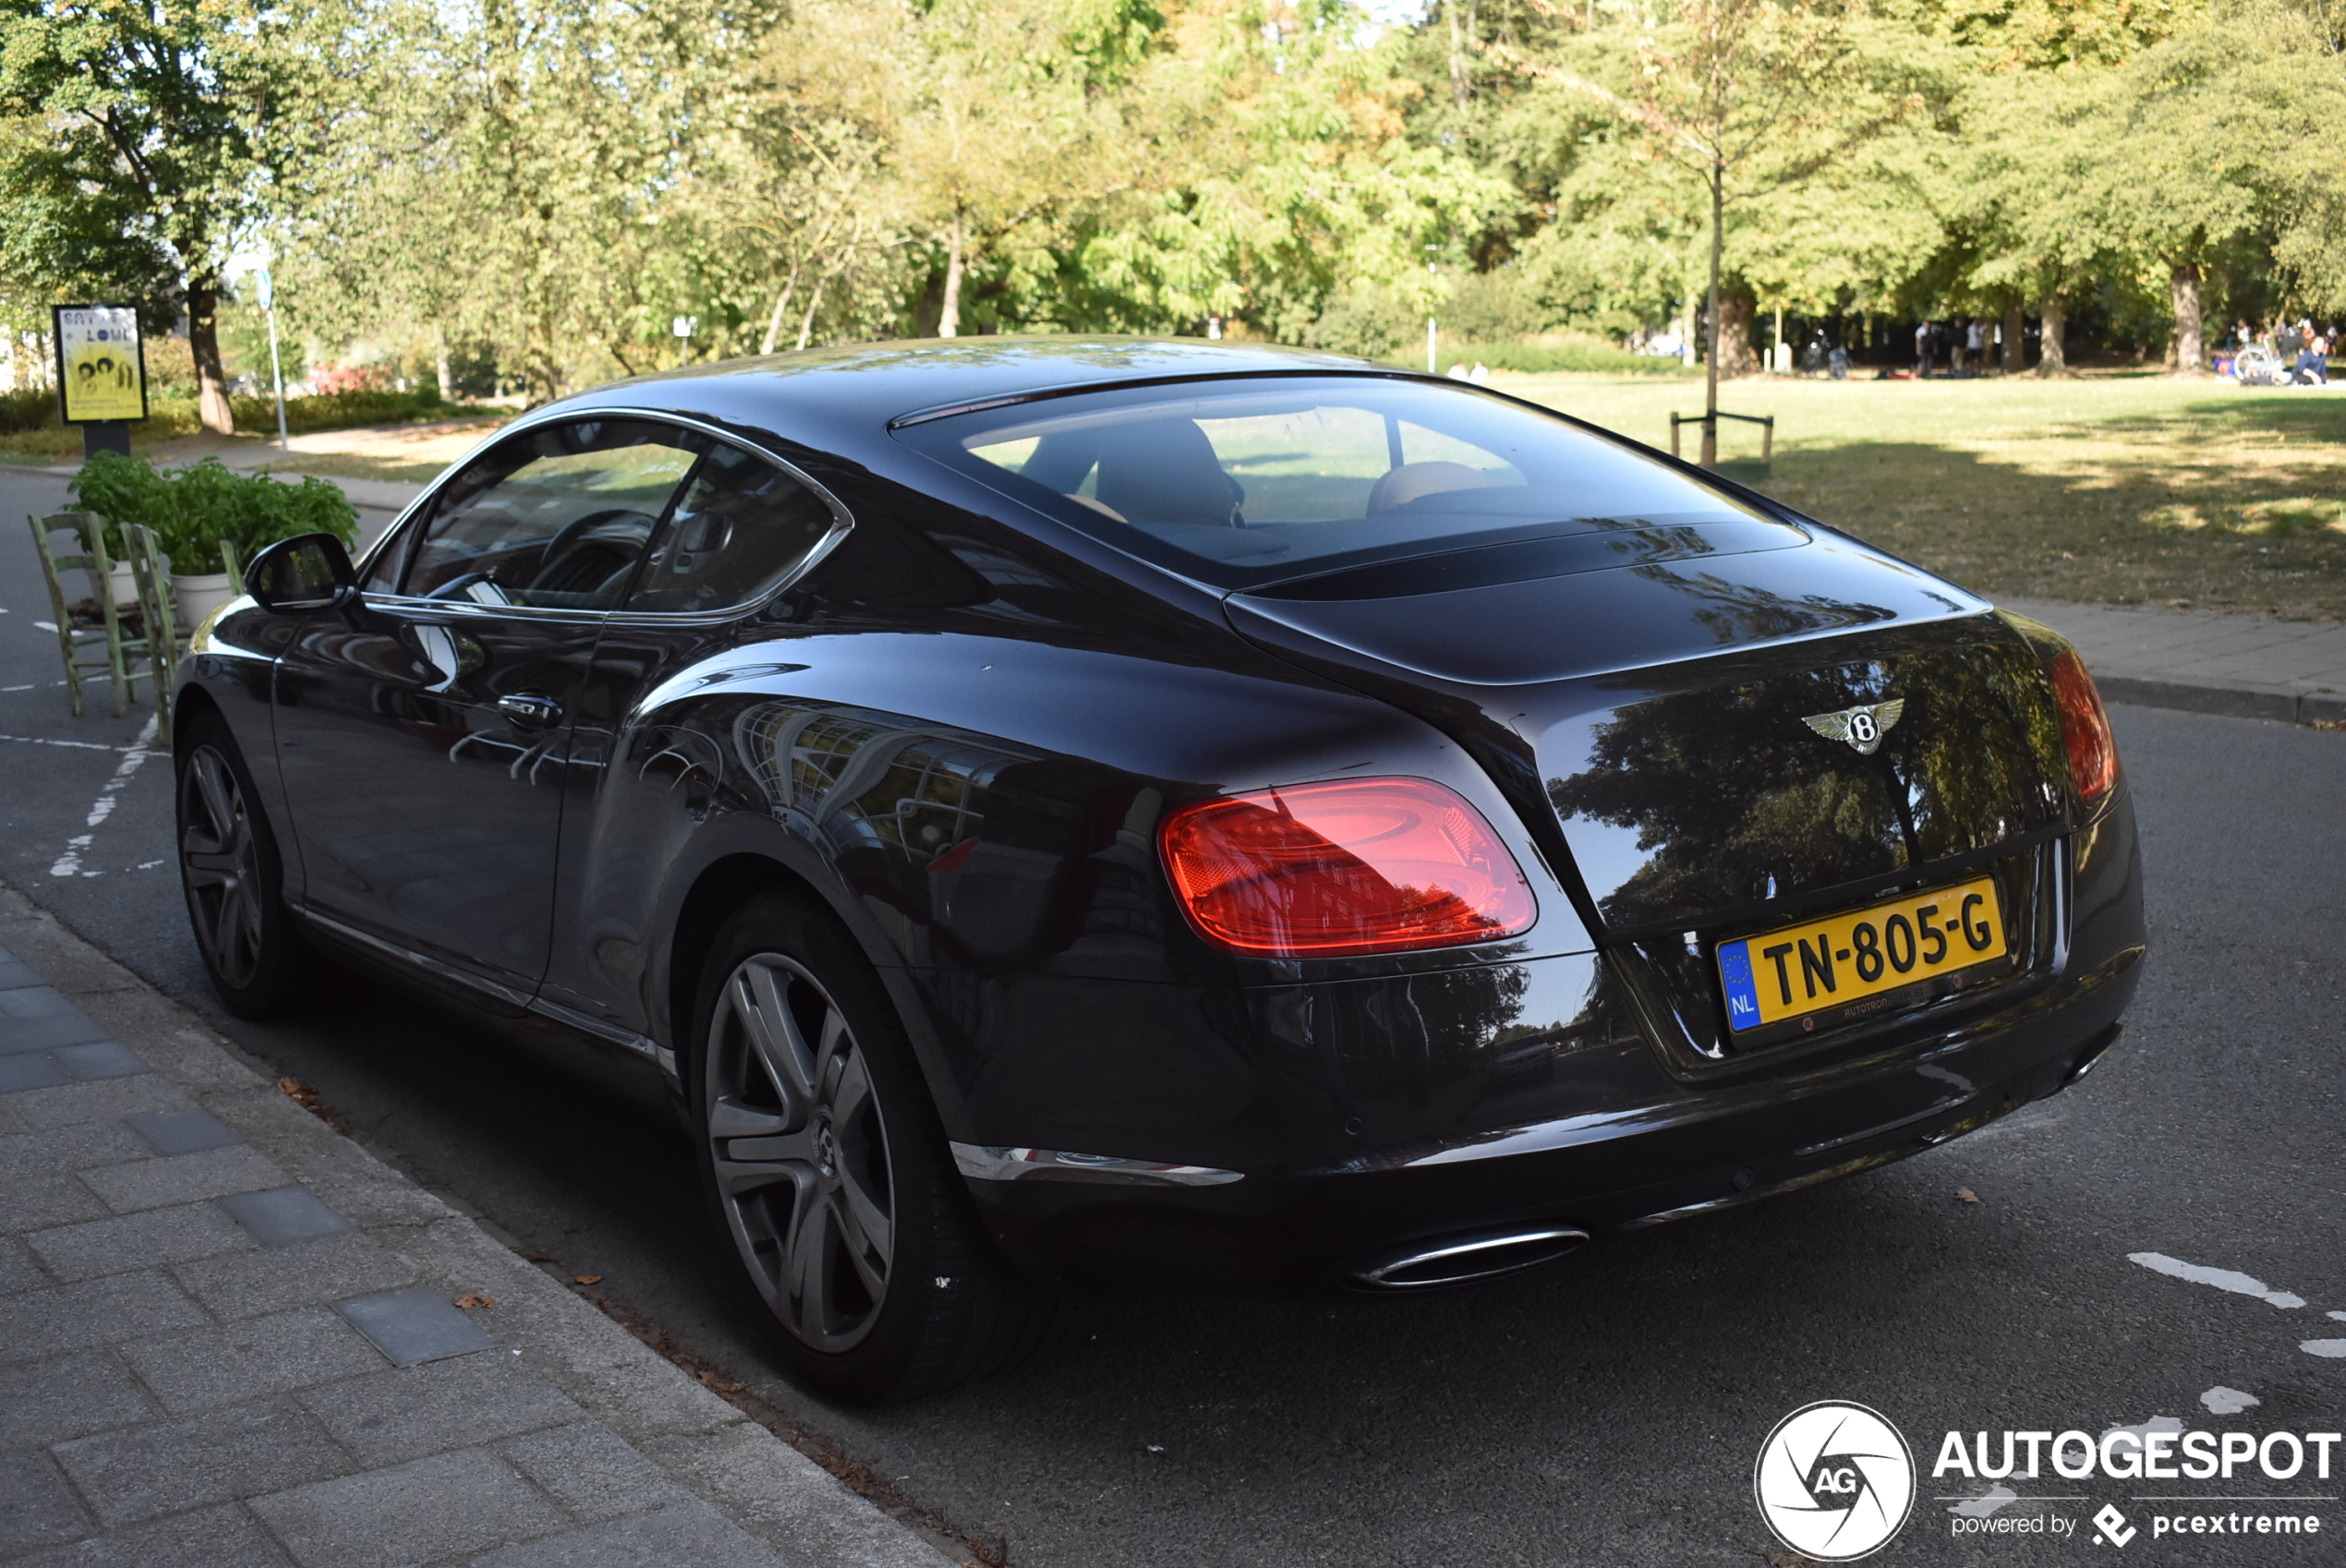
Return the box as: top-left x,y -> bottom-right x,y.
896,375 -> 1789,590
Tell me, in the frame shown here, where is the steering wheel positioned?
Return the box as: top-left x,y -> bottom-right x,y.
422,571 -> 513,606
528,508 -> 660,597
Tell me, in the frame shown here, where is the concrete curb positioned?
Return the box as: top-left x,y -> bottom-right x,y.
2098,675 -> 2346,726
0,879 -> 962,1568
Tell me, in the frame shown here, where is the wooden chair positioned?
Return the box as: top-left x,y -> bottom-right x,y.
118,523 -> 181,741
24,512 -> 168,727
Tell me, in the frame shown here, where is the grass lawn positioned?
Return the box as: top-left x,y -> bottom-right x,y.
253,452 -> 470,484
1503,370 -> 2346,621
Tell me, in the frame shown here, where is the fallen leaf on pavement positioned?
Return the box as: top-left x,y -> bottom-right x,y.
1957,1188 -> 1981,1204
276,1077 -> 355,1133
574,1274 -> 603,1285
454,1294 -> 496,1309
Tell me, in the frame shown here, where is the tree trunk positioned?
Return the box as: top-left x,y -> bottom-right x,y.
938,211 -> 966,340
1716,290 -> 1760,377
1447,0 -> 1474,106
187,282 -> 234,435
759,278 -> 799,356
434,345 -> 453,401
1702,161 -> 1723,466
2003,301 -> 2025,374
2036,297 -> 2068,376
2169,262 -> 2207,375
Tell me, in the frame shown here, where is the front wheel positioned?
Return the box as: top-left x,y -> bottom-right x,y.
176,711 -> 315,1019
691,891 -> 1049,1403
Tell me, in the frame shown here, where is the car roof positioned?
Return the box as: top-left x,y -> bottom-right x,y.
543,335 -> 1390,447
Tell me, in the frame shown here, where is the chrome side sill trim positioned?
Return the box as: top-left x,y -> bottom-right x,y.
949,1143 -> 1242,1186
527,996 -> 679,1080
292,907 -> 535,1009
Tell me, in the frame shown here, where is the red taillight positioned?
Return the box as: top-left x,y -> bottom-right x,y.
1159,778 -> 1537,957
2050,649 -> 2117,802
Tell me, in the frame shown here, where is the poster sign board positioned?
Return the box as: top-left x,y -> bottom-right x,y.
52,306 -> 148,424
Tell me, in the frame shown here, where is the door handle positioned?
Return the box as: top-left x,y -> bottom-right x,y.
496,693 -> 563,728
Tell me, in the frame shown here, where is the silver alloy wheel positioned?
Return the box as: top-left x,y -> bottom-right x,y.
704,953 -> 896,1353
179,745 -> 264,989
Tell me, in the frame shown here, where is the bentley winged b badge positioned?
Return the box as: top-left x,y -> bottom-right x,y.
1803,698 -> 1905,755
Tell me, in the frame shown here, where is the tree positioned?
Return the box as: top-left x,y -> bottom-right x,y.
2087,27 -> 2269,371
0,0 -> 288,431
1956,64 -> 2121,374
1078,0 -> 1512,343
847,0 -> 1133,338
1498,1 -> 1935,464
276,0 -> 789,400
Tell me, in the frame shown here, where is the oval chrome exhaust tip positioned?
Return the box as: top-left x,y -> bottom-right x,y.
2063,1022 -> 2124,1087
1345,1224 -> 1590,1291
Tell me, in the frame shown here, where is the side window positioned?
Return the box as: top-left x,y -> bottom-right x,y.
623,442 -> 836,614
400,420 -> 701,609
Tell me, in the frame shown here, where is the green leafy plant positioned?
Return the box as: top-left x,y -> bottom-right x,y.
0,384 -> 56,435
67,452 -> 358,573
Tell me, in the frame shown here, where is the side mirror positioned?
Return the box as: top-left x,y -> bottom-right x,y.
248,533 -> 357,615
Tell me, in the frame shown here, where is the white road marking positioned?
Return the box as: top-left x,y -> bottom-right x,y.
33,621 -> 57,632
136,859 -> 164,870
49,712 -> 160,878
2302,1341 -> 2346,1358
0,732 -> 124,752
1,684 -> 37,692
1947,1484 -> 2018,1516
2128,1252 -> 2306,1309
2102,1415 -> 2186,1445
2199,1387 -> 2259,1415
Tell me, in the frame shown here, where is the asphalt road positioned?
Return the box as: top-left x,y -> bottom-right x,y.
6,460 -> 2342,1565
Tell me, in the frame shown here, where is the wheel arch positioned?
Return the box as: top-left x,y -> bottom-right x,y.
658,850 -> 973,1140
171,681 -> 224,759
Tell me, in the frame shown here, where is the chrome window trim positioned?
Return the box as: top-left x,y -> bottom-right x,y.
353,405 -> 855,623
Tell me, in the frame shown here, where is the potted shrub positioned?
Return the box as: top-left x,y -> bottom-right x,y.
69,452 -> 360,627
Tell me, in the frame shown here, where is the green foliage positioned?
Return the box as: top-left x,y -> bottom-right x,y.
0,383 -> 54,435
224,388 -> 449,434
68,453 -> 359,571
1306,284 -> 1426,359
11,0 -> 2343,393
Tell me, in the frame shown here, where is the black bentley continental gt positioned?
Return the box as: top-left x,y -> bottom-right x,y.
174,338 -> 2144,1401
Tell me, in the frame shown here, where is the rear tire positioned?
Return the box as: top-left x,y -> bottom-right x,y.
175,710 -> 315,1019
688,890 -> 1050,1403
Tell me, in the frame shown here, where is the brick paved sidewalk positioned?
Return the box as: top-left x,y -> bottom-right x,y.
0,884 -> 957,1568
1979,599 -> 2345,725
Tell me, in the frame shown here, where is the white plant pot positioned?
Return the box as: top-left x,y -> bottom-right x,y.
109,560 -> 139,609
173,572 -> 236,629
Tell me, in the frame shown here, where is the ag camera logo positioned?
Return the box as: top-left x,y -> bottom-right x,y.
1754,1401 -> 1917,1561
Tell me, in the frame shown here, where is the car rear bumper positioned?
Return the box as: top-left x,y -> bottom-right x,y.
954,792 -> 2146,1294
963,942 -> 2139,1292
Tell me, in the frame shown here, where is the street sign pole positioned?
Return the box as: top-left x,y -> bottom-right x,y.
259,266 -> 288,451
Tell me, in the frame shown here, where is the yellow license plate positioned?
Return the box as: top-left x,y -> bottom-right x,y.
1717,876 -> 2007,1031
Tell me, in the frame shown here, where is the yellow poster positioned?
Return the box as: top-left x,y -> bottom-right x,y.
53,307 -> 147,423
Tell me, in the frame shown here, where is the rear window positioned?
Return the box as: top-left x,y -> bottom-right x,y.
895,376 -> 1790,590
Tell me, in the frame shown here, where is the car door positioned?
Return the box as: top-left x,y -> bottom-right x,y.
533,434 -> 851,1040
271,417 -> 703,1006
